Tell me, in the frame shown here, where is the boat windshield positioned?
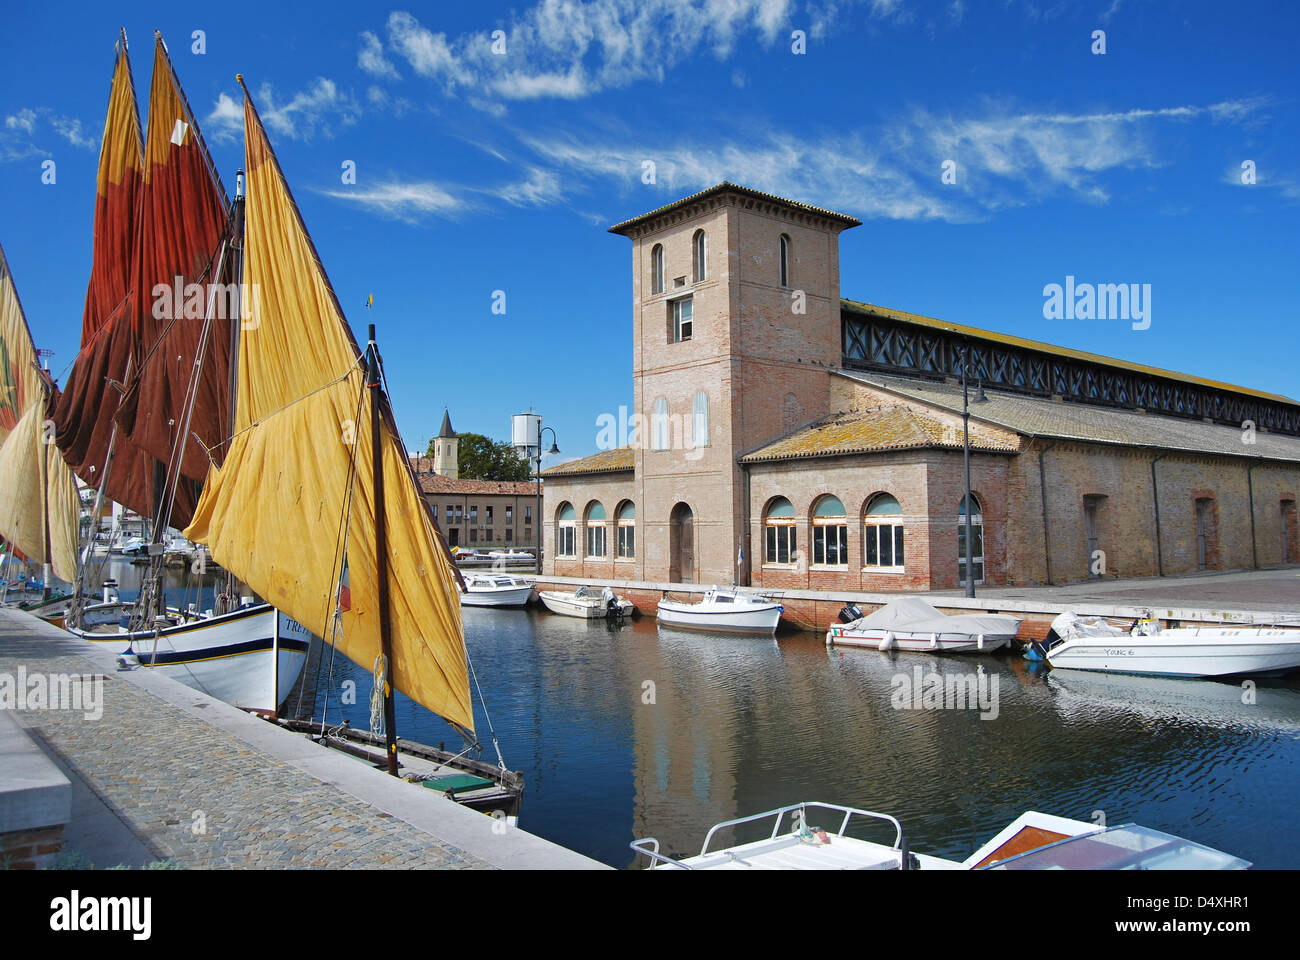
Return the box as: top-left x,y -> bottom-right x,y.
979,825 -> 1250,870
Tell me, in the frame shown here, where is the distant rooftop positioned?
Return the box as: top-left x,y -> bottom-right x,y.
609,182 -> 862,235
539,447 -> 635,477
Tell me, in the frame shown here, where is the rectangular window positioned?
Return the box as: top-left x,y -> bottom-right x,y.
813,524 -> 848,566
764,525 -> 796,564
957,524 -> 985,584
864,524 -> 904,569
671,297 -> 693,343
617,524 -> 635,559
470,505 -> 478,525
505,528 -> 513,542
558,526 -> 575,557
486,529 -> 494,543
525,505 -> 532,522
587,525 -> 606,558
505,506 -> 513,522
430,504 -> 438,522
470,529 -> 478,543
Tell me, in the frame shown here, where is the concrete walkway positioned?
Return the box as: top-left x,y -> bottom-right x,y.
0,608 -> 606,870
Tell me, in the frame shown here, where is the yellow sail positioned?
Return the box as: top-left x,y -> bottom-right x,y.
0,243 -> 81,583
184,87 -> 473,731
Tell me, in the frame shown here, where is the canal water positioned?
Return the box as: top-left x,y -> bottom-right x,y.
300,605 -> 1300,869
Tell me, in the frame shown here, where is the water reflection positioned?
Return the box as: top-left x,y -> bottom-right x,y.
305,606 -> 1300,868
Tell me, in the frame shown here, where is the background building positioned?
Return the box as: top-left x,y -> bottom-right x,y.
411,411 -> 539,550
542,182 -> 1300,590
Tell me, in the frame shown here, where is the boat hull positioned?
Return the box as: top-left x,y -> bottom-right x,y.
1047,629 -> 1300,677
656,601 -> 783,635
538,591 -> 634,619
826,626 -> 1014,653
68,604 -> 309,712
460,585 -> 534,607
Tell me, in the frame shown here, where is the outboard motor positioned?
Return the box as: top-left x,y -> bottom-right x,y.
838,603 -> 863,624
602,586 -> 625,623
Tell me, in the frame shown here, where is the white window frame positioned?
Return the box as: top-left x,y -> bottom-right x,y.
693,230 -> 707,283
957,498 -> 985,586
651,243 -> 664,295
671,296 -> 693,343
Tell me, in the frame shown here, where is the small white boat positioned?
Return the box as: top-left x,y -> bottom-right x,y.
539,585 -> 634,619
459,574 -> 534,607
656,587 -> 783,635
630,801 -> 1250,870
827,597 -> 1021,653
67,602 -> 309,714
487,549 -> 535,562
1031,611 -> 1300,678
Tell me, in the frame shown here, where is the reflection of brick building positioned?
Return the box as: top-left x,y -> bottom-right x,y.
410,411 -> 539,549
542,182 -> 1300,590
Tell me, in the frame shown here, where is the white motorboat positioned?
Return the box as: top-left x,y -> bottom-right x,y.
459,574 -> 534,607
1029,611 -> 1300,678
827,597 -> 1021,653
487,549 -> 535,562
630,801 -> 1250,870
656,587 -> 783,635
67,602 -> 310,714
539,585 -> 635,619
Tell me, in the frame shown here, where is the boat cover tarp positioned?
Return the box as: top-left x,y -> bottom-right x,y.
846,597 -> 1019,636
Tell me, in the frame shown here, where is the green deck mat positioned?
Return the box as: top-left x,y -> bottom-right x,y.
421,774 -> 495,793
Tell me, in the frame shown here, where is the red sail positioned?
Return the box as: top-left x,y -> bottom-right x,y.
52,34 -> 158,520
114,34 -> 232,528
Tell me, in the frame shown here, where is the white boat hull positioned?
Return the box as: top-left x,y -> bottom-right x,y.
1047,628 -> 1300,677
460,585 -> 534,607
68,605 -> 309,713
656,600 -> 783,635
539,591 -> 634,619
826,625 -> 1014,653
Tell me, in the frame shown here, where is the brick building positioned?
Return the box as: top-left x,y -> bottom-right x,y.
411,411 -> 540,550
542,183 -> 1300,591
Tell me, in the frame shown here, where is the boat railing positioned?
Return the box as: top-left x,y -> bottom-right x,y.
628,837 -> 696,870
698,801 -> 907,860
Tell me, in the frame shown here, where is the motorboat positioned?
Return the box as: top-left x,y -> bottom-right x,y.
539,585 -> 635,619
487,549 -> 535,562
827,597 -> 1021,653
459,574 -> 534,607
1027,611 -> 1300,678
630,801 -> 1250,870
655,587 -> 783,635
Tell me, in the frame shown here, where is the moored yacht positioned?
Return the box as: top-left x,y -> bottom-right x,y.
1028,611 -> 1300,678
656,587 -> 783,635
459,573 -> 535,607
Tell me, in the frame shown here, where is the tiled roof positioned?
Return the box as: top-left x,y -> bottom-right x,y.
842,299 -> 1298,406
740,407 -> 1017,463
837,371 -> 1300,464
408,458 -> 537,495
539,447 -> 635,477
608,182 -> 861,235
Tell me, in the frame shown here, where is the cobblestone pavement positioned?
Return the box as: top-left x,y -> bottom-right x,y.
0,616 -> 492,870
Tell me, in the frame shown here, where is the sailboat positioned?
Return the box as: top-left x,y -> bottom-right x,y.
176,77 -> 519,809
52,32 -> 307,714
0,243 -> 82,617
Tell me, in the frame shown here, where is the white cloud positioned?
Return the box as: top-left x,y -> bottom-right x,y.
205,80 -> 358,143
323,180 -> 465,223
0,106 -> 95,160
359,30 -> 401,80
4,109 -> 36,134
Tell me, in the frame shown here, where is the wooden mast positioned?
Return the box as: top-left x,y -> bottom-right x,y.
368,322 -> 399,777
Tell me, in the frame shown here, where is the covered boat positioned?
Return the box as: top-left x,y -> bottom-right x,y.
827,597 -> 1021,652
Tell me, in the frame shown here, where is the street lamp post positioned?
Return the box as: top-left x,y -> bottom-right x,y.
535,426 -> 558,575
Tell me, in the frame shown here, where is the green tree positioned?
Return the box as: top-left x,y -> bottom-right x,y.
427,431 -> 532,481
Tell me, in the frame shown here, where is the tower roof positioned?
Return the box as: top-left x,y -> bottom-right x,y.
607,181 -> 861,235
438,409 -> 456,439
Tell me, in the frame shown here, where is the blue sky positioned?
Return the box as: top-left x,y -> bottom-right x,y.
2,1 -> 1297,465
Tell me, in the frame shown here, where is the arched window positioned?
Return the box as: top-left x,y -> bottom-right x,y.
692,391 -> 709,448
863,494 -> 904,570
778,234 -> 791,287
650,243 -> 664,295
957,494 -> 984,586
763,497 -> 796,565
616,501 -> 636,559
651,397 -> 670,450
692,230 -> 707,282
557,503 -> 576,558
812,495 -> 847,566
585,501 -> 607,558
